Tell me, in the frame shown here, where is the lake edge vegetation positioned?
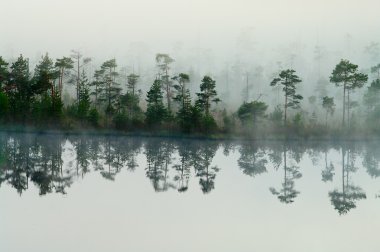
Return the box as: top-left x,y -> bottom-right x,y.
1,51 -> 380,140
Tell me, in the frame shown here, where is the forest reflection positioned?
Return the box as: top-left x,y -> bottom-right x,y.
1,133 -> 380,215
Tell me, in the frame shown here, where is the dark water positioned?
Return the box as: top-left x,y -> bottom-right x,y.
0,133 -> 379,252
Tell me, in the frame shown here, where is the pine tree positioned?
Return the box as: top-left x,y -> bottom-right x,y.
146,80 -> 167,127
156,54 -> 174,113
270,69 -> 303,126
55,57 -> 74,95
330,60 -> 368,128
196,76 -> 220,115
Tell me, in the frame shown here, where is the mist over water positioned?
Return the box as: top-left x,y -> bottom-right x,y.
1,2 -> 380,250
0,133 -> 380,252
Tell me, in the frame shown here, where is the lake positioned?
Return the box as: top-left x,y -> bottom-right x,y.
0,133 -> 379,252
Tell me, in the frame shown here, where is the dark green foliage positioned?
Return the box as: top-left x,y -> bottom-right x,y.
98,59 -> 121,120
173,73 -> 193,132
145,80 -> 168,127
119,92 -> 144,126
77,85 -> 91,121
113,112 -> 128,130
270,69 -> 303,125
0,91 -> 9,121
196,76 -> 220,115
237,101 -> 268,126
200,114 -> 218,133
88,108 -> 99,127
33,53 -> 58,95
330,59 -> 368,128
0,56 -> 9,88
7,55 -> 33,122
31,91 -> 63,124
0,51 -> 379,137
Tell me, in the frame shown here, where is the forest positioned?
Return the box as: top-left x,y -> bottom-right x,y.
0,50 -> 379,139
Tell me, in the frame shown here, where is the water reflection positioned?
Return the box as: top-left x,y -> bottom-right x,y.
0,133 -> 379,214
328,147 -> 366,215
269,144 -> 302,204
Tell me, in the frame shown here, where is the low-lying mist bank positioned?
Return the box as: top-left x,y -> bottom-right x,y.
1,123 -> 380,142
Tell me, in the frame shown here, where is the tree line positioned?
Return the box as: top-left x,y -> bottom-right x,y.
0,51 -> 379,137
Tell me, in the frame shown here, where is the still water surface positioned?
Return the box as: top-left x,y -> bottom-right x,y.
0,133 -> 379,252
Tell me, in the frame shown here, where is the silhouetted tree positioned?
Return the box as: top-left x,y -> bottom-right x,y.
270,69 -> 303,126
330,60 -> 368,128
145,80 -> 168,127
328,147 -> 366,214
270,145 -> 302,203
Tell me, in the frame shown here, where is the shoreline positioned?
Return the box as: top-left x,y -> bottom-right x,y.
1,125 -> 380,143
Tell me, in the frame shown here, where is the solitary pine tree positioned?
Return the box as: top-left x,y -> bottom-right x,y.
330,60 -> 368,128
270,69 -> 303,126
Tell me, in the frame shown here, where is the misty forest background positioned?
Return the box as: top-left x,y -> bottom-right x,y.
1,33 -> 380,138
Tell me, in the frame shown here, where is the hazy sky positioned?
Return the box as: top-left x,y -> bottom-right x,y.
1,0 -> 379,58
0,0 -> 380,78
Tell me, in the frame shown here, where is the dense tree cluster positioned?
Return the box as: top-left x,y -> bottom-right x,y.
1,51 -> 379,137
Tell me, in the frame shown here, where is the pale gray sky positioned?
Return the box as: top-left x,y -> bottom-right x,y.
1,0 -> 379,60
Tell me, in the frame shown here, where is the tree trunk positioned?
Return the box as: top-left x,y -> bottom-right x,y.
77,56 -> 80,103
347,90 -> 350,129
342,148 -> 345,194
284,148 -> 287,197
342,83 -> 346,128
284,92 -> 287,126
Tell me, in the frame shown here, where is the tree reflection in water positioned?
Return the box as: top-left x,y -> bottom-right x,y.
328,147 -> 366,215
269,144 -> 302,204
0,133 -> 379,214
238,143 -> 267,177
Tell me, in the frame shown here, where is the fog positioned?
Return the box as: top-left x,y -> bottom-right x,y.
1,0 -> 380,112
